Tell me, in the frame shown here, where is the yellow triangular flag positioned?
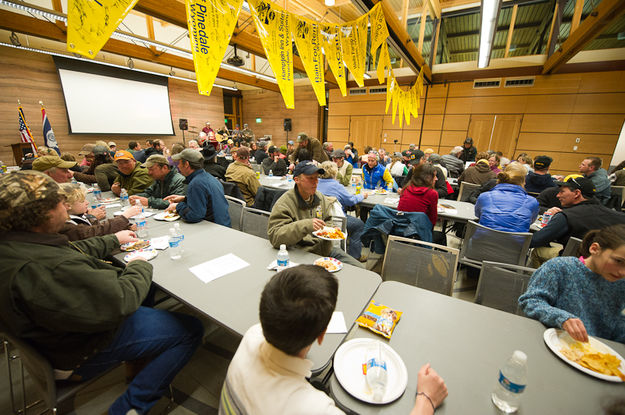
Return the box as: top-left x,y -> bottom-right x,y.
291,16 -> 326,106
249,0 -> 294,108
392,84 -> 400,124
377,42 -> 391,84
67,0 -> 139,58
185,0 -> 243,96
404,88 -> 411,126
320,24 -> 347,97
369,3 -> 389,68
340,14 -> 368,87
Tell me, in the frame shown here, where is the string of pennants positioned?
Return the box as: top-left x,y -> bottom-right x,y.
65,0 -> 424,125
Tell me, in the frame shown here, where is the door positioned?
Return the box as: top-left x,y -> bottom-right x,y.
467,114 -> 522,158
349,116 -> 383,153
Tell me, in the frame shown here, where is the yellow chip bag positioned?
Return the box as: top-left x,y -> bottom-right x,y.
356,300 -> 402,339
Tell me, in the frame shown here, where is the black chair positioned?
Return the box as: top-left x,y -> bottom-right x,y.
219,179 -> 244,200
253,186 -> 287,212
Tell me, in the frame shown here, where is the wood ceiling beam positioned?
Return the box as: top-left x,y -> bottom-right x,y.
571,0 -> 584,33
546,0 -> 565,58
0,9 -> 280,92
428,0 -> 442,19
417,2 -> 429,54
145,15 -> 157,54
542,0 -> 625,74
504,4 -> 518,58
399,0 -> 410,67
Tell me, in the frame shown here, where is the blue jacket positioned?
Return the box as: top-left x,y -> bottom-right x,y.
363,163 -> 393,190
475,183 -> 539,232
362,205 -> 432,254
176,169 -> 231,226
318,178 -> 363,208
587,168 -> 611,204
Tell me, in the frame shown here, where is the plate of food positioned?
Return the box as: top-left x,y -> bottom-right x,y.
154,211 -> 180,221
374,188 -> 389,195
543,328 -> 625,382
314,257 -> 343,272
334,338 -> 408,404
123,248 -> 158,263
99,197 -> 120,204
120,239 -> 151,251
313,227 -> 346,240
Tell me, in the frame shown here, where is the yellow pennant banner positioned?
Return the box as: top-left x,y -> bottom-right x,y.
292,16 -> 326,106
67,0 -> 138,58
340,14 -> 368,87
249,0 -> 294,108
369,3 -> 389,69
320,24 -> 347,97
377,42 -> 391,84
386,75 -> 394,114
186,0 -> 243,96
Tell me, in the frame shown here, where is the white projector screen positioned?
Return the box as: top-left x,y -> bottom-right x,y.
56,59 -> 174,135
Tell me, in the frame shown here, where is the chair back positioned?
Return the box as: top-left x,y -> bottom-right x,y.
225,195 -> 246,230
562,236 -> 583,257
241,207 -> 271,239
253,186 -> 287,212
457,182 -> 480,202
381,235 -> 459,296
219,179 -> 245,200
328,215 -> 347,252
459,220 -> 532,267
607,186 -> 623,211
474,261 -> 535,315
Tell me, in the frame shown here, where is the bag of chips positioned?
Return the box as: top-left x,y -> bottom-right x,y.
356,300 -> 403,339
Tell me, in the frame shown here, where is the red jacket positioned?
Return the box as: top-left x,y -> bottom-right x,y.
397,185 -> 439,226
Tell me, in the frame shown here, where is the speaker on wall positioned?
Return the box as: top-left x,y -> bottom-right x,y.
283,118 -> 292,132
179,118 -> 188,130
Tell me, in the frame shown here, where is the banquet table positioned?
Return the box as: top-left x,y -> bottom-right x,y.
329,281 -> 625,415
115,217 -> 382,374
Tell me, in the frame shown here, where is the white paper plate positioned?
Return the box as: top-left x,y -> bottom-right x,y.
334,338 -> 408,404
312,227 -> 346,241
123,248 -> 158,263
154,211 -> 181,221
313,257 -> 343,273
543,328 -> 625,382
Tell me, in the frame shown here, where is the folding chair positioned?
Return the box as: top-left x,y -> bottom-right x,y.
381,235 -> 459,296
474,261 -> 536,315
561,236 -> 583,257
253,186 -> 287,212
457,182 -> 480,202
459,221 -> 532,269
240,207 -> 271,239
328,215 -> 347,252
225,195 -> 246,231
219,179 -> 245,200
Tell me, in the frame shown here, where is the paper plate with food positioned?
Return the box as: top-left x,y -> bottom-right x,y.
120,239 -> 151,251
123,248 -> 158,263
99,197 -> 120,204
313,257 -> 343,273
154,211 -> 181,221
313,227 -> 346,240
374,188 -> 389,195
543,328 -> 625,382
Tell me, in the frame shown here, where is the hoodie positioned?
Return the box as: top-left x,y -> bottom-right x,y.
525,171 -> 557,194
397,185 -> 439,225
458,162 -> 496,186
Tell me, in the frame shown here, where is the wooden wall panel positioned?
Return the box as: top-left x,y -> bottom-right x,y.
522,114 -> 625,134
422,114 -> 444,130
517,133 -> 618,154
328,116 -> 350,130
440,131 -> 467,147
443,114 -> 470,131
524,95 -> 575,114
0,47 -> 224,165
573,93 -> 625,114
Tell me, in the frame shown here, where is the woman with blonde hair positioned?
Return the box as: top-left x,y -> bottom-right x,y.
475,162 -> 539,232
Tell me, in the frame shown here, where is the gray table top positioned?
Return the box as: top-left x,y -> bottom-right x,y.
329,281 -> 625,414
116,219 -> 381,374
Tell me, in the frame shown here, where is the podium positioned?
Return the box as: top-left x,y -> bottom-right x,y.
11,143 -> 34,166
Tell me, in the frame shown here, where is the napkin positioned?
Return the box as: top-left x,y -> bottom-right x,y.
267,259 -> 300,271
150,236 -> 170,250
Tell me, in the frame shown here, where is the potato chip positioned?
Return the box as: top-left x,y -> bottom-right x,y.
561,342 -> 625,381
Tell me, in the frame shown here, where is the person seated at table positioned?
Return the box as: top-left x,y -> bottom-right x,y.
187,139 -> 200,150
255,140 -> 269,165
220,265 -> 448,415
58,183 -> 140,241
519,225 -> 625,343
441,146 -> 465,178
609,160 -> 625,186
165,149 -> 231,226
262,146 -> 288,176
331,149 -> 353,186
129,155 -> 187,209
92,145 -> 120,191
32,154 -> 77,183
267,161 -> 361,268
388,152 -> 409,177
344,144 -> 358,168
457,154 -> 496,186
323,142 -> 334,160
226,147 -> 261,206
428,154 -> 447,179
201,144 -> 227,180
525,155 -> 557,194
475,162 -> 539,233
579,156 -> 612,205
400,151 -> 448,200
110,150 -> 154,196
144,139 -> 165,159
458,137 -> 477,163
363,152 -> 394,190
516,154 -> 534,174
488,154 -> 502,175
318,161 -> 367,261
0,171 -> 204,415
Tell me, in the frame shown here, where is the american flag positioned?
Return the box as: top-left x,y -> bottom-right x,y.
19,106 -> 38,154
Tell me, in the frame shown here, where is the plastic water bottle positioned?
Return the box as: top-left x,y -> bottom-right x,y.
366,342 -> 387,402
120,188 -> 129,206
277,244 -> 289,268
492,350 -> 528,413
93,183 -> 102,201
135,212 -> 148,239
169,225 -> 183,260
268,169 -> 273,177
134,198 -> 144,213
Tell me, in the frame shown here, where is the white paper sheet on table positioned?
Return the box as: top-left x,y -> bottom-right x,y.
326,311 -> 348,334
189,253 -> 250,284
383,197 -> 399,207
106,203 -> 122,208
150,236 -> 169,250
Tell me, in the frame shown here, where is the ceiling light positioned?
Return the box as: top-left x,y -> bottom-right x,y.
478,0 -> 502,69
363,73 -> 371,80
325,0 -> 335,6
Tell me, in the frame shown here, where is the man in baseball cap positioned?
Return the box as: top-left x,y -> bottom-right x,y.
267,161 -> 362,267
111,150 -> 153,196
291,132 -> 328,164
331,149 -> 352,186
130,155 -> 187,209
526,155 -> 557,194
529,176 -> 625,267
164,149 -> 230,226
32,155 -> 77,183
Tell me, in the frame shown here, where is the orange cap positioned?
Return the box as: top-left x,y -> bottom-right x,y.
114,150 -> 135,161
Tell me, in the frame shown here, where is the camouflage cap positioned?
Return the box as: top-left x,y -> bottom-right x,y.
0,170 -> 60,209
32,155 -> 77,171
